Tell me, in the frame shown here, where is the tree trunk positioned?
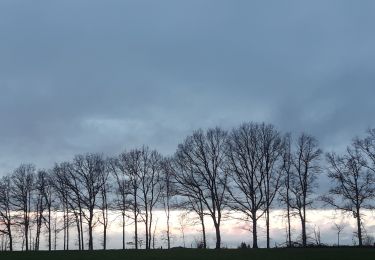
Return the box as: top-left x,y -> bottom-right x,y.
66,211 -> 70,250
144,210 -> 149,249
214,223 -> 221,249
252,212 -> 258,248
103,222 -> 107,250
63,204 -> 66,250
266,207 -> 270,248
102,187 -> 108,250
48,207 -> 51,251
356,207 -> 362,246
122,213 -> 126,250
25,213 -> 29,251
88,209 -> 94,250
88,225 -> 93,250
148,211 -> 153,249
134,187 -> 138,250
287,202 -> 291,247
302,219 -> 306,247
66,206 -> 69,250
79,208 -> 84,250
134,207 -> 138,249
75,213 -> 81,250
302,200 -> 307,247
166,208 -> 170,249
201,216 -> 207,249
54,217 -> 57,250
8,225 -> 13,251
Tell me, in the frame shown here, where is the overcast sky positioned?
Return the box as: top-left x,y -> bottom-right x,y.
1,0 -> 375,174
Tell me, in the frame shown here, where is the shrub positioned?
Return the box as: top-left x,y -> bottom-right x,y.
238,242 -> 251,249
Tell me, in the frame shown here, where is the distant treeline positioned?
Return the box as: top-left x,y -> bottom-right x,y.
1,122 -> 375,251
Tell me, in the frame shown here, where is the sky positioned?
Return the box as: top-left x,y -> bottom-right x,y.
1,0 -> 375,175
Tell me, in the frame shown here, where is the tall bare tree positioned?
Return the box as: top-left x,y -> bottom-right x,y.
175,127 -> 228,249
99,161 -> 111,250
279,134 -> 293,247
137,147 -> 164,249
172,157 -> 208,248
34,170 -> 49,251
41,170 -> 55,251
225,122 -> 265,248
108,156 -> 131,250
160,158 -> 176,249
10,164 -> 35,251
70,154 -> 107,250
53,154 -> 107,250
51,162 -> 76,250
119,149 -> 142,249
0,176 -> 13,251
259,123 -> 283,248
289,133 -> 322,247
323,146 -> 375,246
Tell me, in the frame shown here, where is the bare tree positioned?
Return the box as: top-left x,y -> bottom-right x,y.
313,225 -> 321,245
259,123 -> 283,248
290,133 -> 322,247
54,154 -> 107,250
10,164 -> 35,251
172,162 -> 208,249
175,127 -> 228,249
279,134 -> 293,247
225,123 -> 265,248
51,162 -> 76,250
108,156 -> 131,250
160,157 -> 176,249
34,170 -> 49,251
119,149 -> 142,249
0,176 -> 13,251
323,145 -> 375,246
71,154 -> 107,250
41,170 -> 55,251
333,221 -> 345,246
99,161 -> 111,250
178,212 -> 189,247
138,147 -> 164,249
225,122 -> 283,248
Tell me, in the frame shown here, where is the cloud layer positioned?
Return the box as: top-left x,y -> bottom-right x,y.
1,1 -> 375,174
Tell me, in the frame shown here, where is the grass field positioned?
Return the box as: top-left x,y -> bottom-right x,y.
0,248 -> 374,260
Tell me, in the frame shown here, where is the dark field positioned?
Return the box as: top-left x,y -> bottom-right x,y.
0,248 -> 374,260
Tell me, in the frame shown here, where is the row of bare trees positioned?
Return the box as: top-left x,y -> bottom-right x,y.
172,123 -> 326,249
1,122 -> 375,251
322,129 -> 375,246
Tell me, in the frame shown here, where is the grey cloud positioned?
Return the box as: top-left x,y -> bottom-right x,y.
1,0 -> 375,174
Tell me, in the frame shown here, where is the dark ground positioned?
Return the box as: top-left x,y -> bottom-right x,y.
0,248 -> 374,260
